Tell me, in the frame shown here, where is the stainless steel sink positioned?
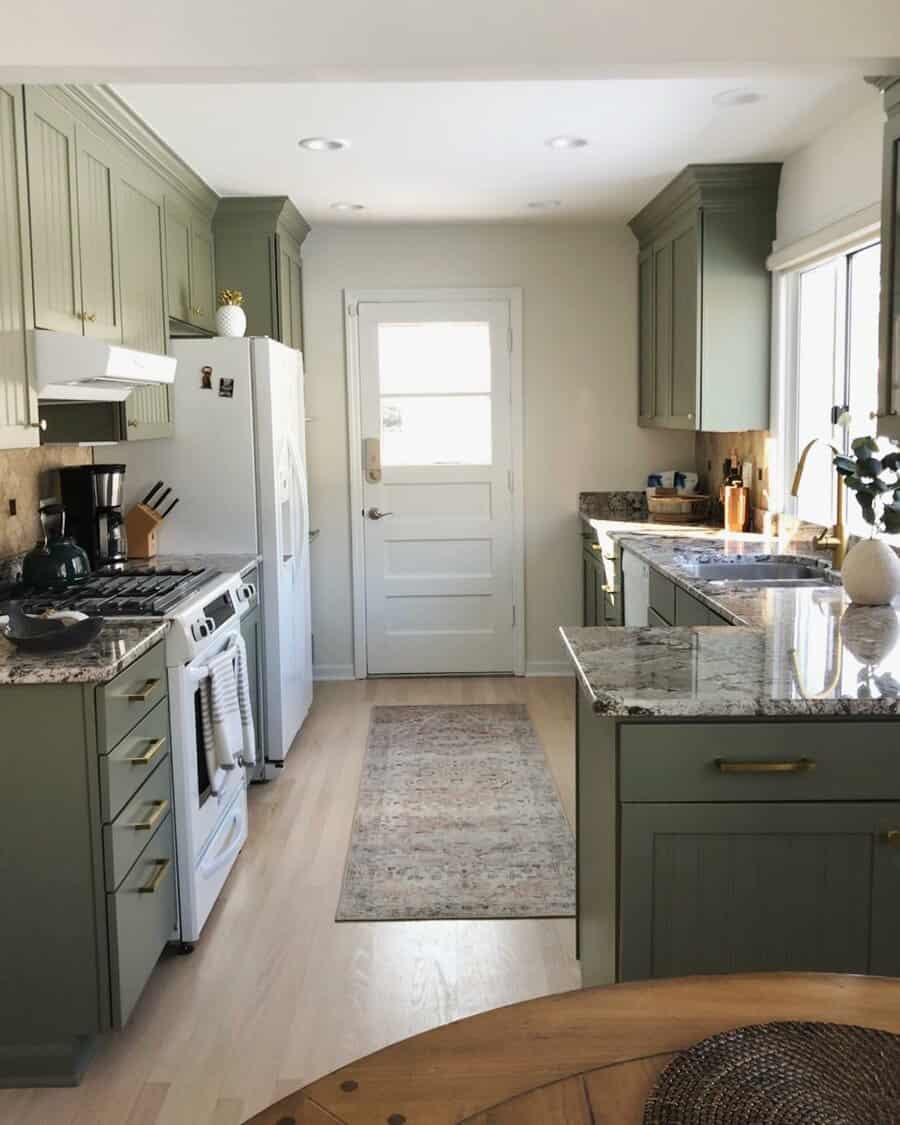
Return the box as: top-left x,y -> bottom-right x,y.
682,561 -> 836,586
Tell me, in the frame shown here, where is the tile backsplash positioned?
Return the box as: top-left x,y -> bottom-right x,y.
0,445 -> 93,559
695,430 -> 772,527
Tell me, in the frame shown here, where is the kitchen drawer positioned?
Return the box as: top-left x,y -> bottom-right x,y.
97,642 -> 167,754
103,754 -> 172,890
619,722 -> 900,803
674,585 -> 710,626
100,700 -> 170,823
107,811 -> 176,1027
647,607 -> 668,627
648,569 -> 675,625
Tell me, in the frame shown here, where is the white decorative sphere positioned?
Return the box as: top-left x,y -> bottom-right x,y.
841,537 -> 900,606
216,304 -> 247,338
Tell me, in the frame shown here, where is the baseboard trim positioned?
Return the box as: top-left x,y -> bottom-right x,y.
525,661 -> 574,678
313,664 -> 356,681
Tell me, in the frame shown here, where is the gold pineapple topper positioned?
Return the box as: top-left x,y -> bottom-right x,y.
218,288 -> 244,307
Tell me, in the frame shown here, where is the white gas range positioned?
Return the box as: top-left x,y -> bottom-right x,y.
164,568 -> 257,948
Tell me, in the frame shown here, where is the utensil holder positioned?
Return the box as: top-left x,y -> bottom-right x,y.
724,485 -> 748,532
125,504 -> 163,559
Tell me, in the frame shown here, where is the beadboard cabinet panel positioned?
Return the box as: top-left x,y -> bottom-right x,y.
25,86 -> 82,334
0,85 -> 38,449
165,196 -> 192,325
638,248 -> 655,423
74,123 -> 121,343
190,216 -> 215,331
670,220 -> 699,425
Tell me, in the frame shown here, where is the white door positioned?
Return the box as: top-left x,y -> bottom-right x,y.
358,299 -> 516,675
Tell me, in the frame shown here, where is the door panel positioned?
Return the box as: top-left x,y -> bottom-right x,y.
638,249 -> 655,421
25,87 -> 82,334
190,218 -> 215,330
670,221 -> 698,423
165,198 -> 192,324
359,299 -> 515,675
0,85 -> 38,448
75,124 -> 121,343
653,241 -> 673,421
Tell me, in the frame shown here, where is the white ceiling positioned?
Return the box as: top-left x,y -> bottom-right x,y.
1,0 -> 899,80
116,74 -> 879,224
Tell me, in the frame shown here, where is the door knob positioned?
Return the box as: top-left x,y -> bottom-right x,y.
367,507 -> 393,520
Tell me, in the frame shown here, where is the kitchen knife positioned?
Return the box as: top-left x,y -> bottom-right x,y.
160,498 -> 179,519
140,480 -> 164,507
152,487 -> 172,511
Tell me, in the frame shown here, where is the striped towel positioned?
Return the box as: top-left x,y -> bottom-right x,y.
199,635 -> 257,795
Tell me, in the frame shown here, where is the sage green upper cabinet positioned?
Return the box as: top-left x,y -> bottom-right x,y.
165,196 -> 192,325
117,160 -> 171,438
0,85 -> 39,449
629,164 -> 781,432
214,196 -> 309,348
24,86 -> 83,334
876,79 -> 900,440
165,198 -> 215,332
74,123 -> 121,342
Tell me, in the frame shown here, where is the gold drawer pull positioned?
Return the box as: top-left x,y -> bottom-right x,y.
138,858 -> 171,894
131,799 -> 168,832
884,829 -> 900,847
126,737 -> 165,766
78,311 -> 97,322
716,758 -> 816,774
126,678 -> 160,703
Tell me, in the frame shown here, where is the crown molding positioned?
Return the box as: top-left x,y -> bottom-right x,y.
213,196 -> 310,245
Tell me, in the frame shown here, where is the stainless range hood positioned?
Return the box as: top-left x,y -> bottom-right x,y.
33,330 -> 177,403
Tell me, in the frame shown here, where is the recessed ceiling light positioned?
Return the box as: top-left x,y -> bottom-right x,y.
299,136 -> 348,151
330,201 -> 365,212
713,89 -> 763,107
545,135 -> 588,150
527,200 -> 562,210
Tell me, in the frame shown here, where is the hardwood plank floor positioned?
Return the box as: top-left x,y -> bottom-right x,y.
0,677 -> 580,1125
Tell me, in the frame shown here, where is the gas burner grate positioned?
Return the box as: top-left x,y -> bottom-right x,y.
10,566 -> 219,619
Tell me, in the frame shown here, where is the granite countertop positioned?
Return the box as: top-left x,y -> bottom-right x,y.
563,521 -> 900,718
0,619 -> 169,686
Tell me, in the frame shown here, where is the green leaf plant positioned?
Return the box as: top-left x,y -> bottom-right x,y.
833,431 -> 900,536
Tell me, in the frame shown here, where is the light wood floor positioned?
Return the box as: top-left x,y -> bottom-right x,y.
1,677 -> 580,1125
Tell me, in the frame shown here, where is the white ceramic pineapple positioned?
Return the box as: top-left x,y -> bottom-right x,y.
216,289 -> 247,337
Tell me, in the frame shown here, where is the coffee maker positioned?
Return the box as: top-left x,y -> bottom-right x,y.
59,464 -> 128,567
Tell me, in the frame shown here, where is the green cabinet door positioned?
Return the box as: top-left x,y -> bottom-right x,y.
74,123 -> 121,343
190,214 -> 215,331
652,241 -> 672,421
670,218 -> 698,425
638,247 -> 655,423
164,196 -> 192,324
277,232 -> 304,349
0,85 -> 39,450
619,801 -> 900,981
582,547 -> 598,627
24,87 -> 83,334
117,162 -> 172,439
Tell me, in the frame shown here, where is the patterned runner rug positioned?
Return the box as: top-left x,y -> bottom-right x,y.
336,704 -> 575,921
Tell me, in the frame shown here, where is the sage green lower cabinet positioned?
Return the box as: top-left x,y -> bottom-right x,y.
575,691 -> 900,988
0,642 -> 176,1086
581,537 -> 621,626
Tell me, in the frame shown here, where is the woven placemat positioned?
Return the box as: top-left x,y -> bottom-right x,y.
644,1021 -> 900,1124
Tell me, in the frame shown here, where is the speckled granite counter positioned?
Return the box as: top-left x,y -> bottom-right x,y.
0,619 -> 168,685
563,527 -> 900,718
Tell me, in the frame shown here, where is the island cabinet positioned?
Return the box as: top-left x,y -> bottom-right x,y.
213,196 -> 310,351
576,690 -> 900,987
647,565 -> 731,626
629,164 -> 781,432
0,641 -> 177,1086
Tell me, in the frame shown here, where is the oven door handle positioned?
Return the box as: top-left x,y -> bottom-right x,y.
198,802 -> 247,879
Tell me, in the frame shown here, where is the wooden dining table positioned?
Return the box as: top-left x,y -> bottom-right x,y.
244,973 -> 900,1125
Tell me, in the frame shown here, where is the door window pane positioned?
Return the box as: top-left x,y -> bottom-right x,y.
845,244 -> 882,534
381,395 -> 491,466
378,322 -> 491,394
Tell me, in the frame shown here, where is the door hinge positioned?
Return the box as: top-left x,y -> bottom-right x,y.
347,302 -> 358,318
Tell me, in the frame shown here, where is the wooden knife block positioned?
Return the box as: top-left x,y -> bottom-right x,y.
125,503 -> 164,559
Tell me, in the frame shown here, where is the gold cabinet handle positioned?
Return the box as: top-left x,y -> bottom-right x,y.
126,678 -> 160,703
77,311 -> 97,322
126,736 -> 165,766
191,305 -> 204,316
127,419 -> 139,428
884,829 -> 900,847
131,798 -> 168,832
715,758 -> 816,774
138,857 -> 172,894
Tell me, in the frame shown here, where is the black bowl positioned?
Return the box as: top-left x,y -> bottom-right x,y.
2,604 -> 103,653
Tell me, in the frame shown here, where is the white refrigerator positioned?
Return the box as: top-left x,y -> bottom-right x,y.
106,337 -> 313,769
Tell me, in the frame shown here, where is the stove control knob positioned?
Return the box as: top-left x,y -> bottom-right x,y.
191,621 -> 209,641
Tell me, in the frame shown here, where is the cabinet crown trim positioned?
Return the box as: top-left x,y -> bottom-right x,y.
213,195 -> 310,245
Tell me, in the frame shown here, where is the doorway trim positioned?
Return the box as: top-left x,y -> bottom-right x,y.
344,287 -> 525,679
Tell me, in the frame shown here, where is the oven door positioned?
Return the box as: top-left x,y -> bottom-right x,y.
177,626 -> 247,865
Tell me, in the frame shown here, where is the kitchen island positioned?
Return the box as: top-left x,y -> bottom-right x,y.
563,528 -> 900,988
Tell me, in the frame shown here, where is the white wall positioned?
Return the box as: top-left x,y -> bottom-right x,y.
302,222 -> 694,677
775,92 -> 884,250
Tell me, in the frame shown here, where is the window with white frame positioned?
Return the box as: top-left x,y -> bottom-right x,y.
779,240 -> 881,534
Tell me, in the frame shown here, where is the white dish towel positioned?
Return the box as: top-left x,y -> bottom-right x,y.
199,634 -> 257,794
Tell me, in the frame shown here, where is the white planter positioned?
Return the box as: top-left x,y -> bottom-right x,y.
841,537 -> 900,606
215,304 -> 246,338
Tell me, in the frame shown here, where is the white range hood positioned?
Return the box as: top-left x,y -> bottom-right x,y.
33,330 -> 177,403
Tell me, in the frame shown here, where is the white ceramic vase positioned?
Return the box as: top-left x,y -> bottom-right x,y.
841,537 -> 900,606
215,304 -> 246,338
